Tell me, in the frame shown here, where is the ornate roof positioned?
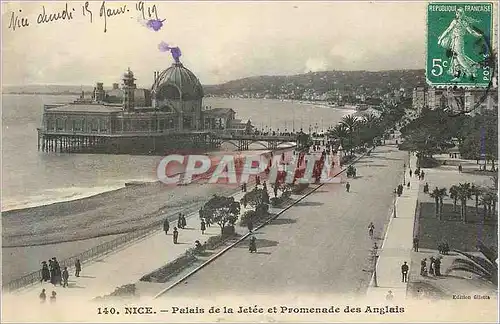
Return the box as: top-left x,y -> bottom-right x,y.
151,63 -> 204,101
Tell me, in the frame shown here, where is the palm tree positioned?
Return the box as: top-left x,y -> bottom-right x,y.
361,113 -> 382,147
449,185 -> 459,213
340,115 -> 359,155
447,249 -> 498,286
480,190 -> 497,219
328,124 -> 349,148
470,184 -> 483,215
429,187 -> 445,220
456,182 -> 473,223
438,187 -> 447,216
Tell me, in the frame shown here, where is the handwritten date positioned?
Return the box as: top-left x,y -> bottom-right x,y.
7,1 -> 163,33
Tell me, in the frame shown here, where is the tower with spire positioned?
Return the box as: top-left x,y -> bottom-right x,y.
122,68 -> 137,112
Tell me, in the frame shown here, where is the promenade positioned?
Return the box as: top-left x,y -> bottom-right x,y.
158,146 -> 407,298
365,153 -> 419,301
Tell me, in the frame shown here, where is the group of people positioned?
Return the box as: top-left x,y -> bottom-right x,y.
420,256 -> 442,277
414,168 -> 425,180
38,258 -> 82,303
41,258 -> 81,288
39,289 -> 57,303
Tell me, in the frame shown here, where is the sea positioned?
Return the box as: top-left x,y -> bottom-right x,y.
1,94 -> 354,211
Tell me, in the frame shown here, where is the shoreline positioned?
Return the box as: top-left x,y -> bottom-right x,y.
2,147 -> 295,248
1,146 -> 294,213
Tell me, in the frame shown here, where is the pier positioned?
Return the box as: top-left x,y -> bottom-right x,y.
37,128 -> 298,154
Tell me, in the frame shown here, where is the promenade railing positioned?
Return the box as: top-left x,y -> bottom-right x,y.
3,224 -> 159,292
4,184 -> 244,293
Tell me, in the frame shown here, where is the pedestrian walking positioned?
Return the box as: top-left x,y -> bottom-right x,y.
409,169 -> 413,177
201,219 -> 206,235
401,261 -> 409,282
173,227 -> 179,244
386,290 -> 394,301
420,171 -> 425,180
242,194 -> 247,208
39,289 -> 47,303
41,261 -> 50,282
177,213 -> 183,229
429,257 -> 435,276
420,258 -> 427,276
163,218 -> 170,235
256,176 -> 261,185
434,256 -> 442,276
413,237 -> 419,252
346,182 -> 350,192
458,164 -> 463,173
181,214 -> 187,229
249,236 -> 257,253
50,291 -> 57,303
48,259 -> 55,285
52,257 -> 62,286
75,259 -> 81,277
407,181 -> 410,188
62,267 -> 69,288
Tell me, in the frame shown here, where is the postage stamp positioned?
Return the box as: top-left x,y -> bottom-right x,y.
426,2 -> 493,87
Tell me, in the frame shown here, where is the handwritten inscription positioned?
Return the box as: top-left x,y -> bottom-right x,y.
6,1 -> 163,33
8,10 -> 30,31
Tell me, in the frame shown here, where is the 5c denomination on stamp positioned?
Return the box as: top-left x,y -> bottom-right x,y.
427,2 -> 493,87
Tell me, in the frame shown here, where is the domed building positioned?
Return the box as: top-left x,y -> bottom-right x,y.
37,55 -> 246,155
151,61 -> 204,130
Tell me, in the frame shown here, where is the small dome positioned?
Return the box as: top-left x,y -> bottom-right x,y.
124,68 -> 135,79
152,63 -> 203,101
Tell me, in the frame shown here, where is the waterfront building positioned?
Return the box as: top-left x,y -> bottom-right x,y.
412,86 -> 497,115
37,57 -> 249,154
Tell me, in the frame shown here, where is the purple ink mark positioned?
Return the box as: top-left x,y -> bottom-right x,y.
158,42 -> 182,63
146,19 -> 165,31
170,47 -> 181,63
158,41 -> 170,52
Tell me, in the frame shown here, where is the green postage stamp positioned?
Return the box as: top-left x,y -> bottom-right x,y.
427,2 -> 493,87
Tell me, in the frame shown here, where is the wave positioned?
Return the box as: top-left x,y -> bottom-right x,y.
1,179 -> 156,212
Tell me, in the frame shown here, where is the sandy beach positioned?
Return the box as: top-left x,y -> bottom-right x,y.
2,147 -> 293,282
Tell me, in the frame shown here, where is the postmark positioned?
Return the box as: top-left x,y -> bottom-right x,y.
426,2 -> 493,88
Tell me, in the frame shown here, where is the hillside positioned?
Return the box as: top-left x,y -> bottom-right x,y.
3,69 -> 426,97
203,69 -> 426,97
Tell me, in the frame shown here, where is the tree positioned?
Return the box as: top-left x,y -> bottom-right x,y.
449,185 -> 459,213
429,187 -> 447,220
470,184 -> 483,216
328,124 -> 348,149
244,188 -> 265,209
456,183 -> 473,223
438,188 -> 447,216
340,115 -> 359,155
447,249 -> 497,286
480,190 -> 497,219
202,195 -> 240,234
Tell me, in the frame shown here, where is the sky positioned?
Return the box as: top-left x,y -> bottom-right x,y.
2,1 -> 429,87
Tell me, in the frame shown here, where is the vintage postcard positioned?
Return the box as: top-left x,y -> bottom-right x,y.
1,1 -> 498,323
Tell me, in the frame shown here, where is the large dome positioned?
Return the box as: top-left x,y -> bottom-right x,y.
152,62 -> 204,101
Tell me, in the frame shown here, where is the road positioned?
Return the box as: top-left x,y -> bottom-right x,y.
158,146 -> 407,298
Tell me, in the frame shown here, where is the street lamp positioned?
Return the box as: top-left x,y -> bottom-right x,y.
393,198 -> 397,218
403,162 -> 406,185
373,252 -> 379,287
